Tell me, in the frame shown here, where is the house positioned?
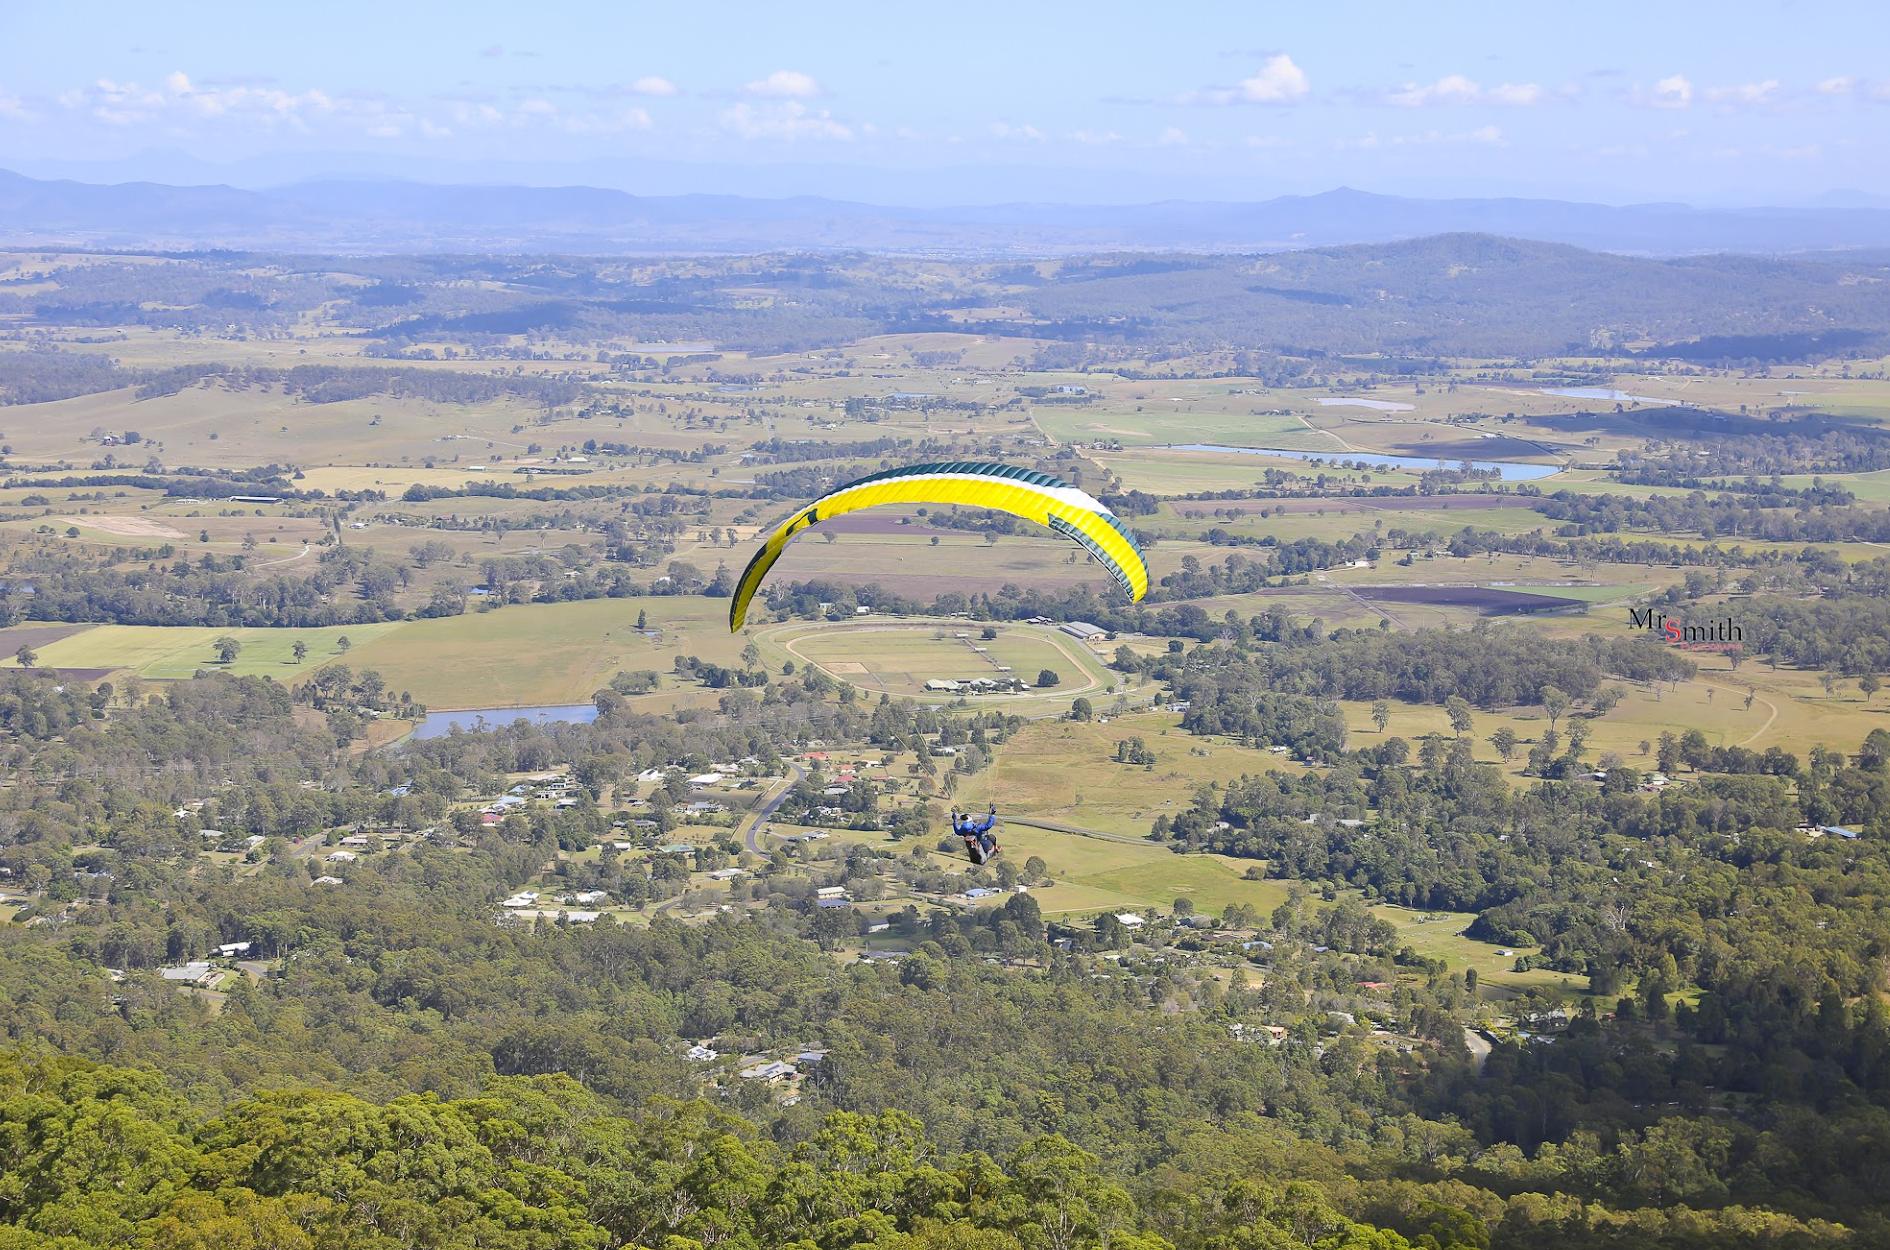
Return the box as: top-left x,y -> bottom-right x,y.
683,801 -> 726,817
312,875 -> 344,886
160,962 -> 220,986
559,911 -> 601,923
1059,621 -> 1107,641
501,893 -> 538,908
1114,913 -> 1146,928
964,887 -> 998,900
816,898 -> 852,909
326,851 -> 357,863
688,774 -> 725,787
570,890 -> 609,905
657,843 -> 698,856
1821,825 -> 1862,840
215,941 -> 253,958
706,867 -> 746,881
339,835 -> 370,847
687,1044 -> 719,1062
739,1060 -> 797,1082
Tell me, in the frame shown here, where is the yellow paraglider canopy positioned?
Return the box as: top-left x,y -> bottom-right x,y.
727,461 -> 1150,631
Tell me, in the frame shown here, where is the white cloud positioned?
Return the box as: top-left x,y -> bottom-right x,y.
990,121 -> 1045,141
1157,126 -> 1190,146
1704,79 -> 1779,106
1817,75 -> 1857,96
69,71 -> 338,130
1646,74 -> 1693,109
556,107 -> 654,135
451,101 -> 505,126
1348,126 -> 1507,149
720,100 -> 851,141
1236,53 -> 1310,103
1488,82 -> 1544,106
1243,134 -> 1289,149
1387,74 -> 1480,107
744,69 -> 821,99
627,75 -> 679,97
518,98 -> 558,117
0,92 -> 26,119
1387,75 -> 1543,107
1071,128 -> 1121,145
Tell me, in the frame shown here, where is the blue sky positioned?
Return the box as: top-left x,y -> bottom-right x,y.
1,0 -> 1885,203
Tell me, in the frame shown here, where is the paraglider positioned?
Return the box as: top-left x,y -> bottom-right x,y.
726,461 -> 1150,631
953,805 -> 1000,864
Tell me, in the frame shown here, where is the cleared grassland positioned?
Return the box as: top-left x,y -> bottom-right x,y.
335,596 -> 746,708
954,711 -> 1289,835
1374,906 -> 1580,997
783,624 -> 1101,697
0,384 -> 551,469
0,622 -> 403,679
763,620 -> 1120,715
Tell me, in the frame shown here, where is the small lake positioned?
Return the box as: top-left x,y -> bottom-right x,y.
409,703 -> 598,740
1538,386 -> 1671,405
1169,444 -> 1562,482
1316,396 -> 1415,412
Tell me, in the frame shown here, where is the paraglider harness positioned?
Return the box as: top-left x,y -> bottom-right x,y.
953,806 -> 1000,864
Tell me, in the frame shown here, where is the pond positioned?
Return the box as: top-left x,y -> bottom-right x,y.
408,703 -> 598,740
1168,444 -> 1562,482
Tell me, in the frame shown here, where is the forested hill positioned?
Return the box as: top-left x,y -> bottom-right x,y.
10,167 -> 1890,255
3,237 -> 1886,360
996,235 -> 1890,358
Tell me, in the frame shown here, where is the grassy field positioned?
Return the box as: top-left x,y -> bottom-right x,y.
760,620 -> 1124,716
954,710 -> 1288,834
336,597 -> 746,709
1,622 -> 404,679
781,623 -> 1105,697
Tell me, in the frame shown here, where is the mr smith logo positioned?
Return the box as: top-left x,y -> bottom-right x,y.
1629,609 -> 1742,647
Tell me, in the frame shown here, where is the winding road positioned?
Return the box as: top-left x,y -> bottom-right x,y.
742,763 -> 807,854
257,543 -> 312,568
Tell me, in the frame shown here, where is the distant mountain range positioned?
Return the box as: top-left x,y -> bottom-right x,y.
7,168 -> 1890,257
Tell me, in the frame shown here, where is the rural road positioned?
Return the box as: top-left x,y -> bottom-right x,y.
743,763 -> 806,854
256,543 -> 311,568
1463,1028 -> 1492,1071
1004,814 -> 1153,847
